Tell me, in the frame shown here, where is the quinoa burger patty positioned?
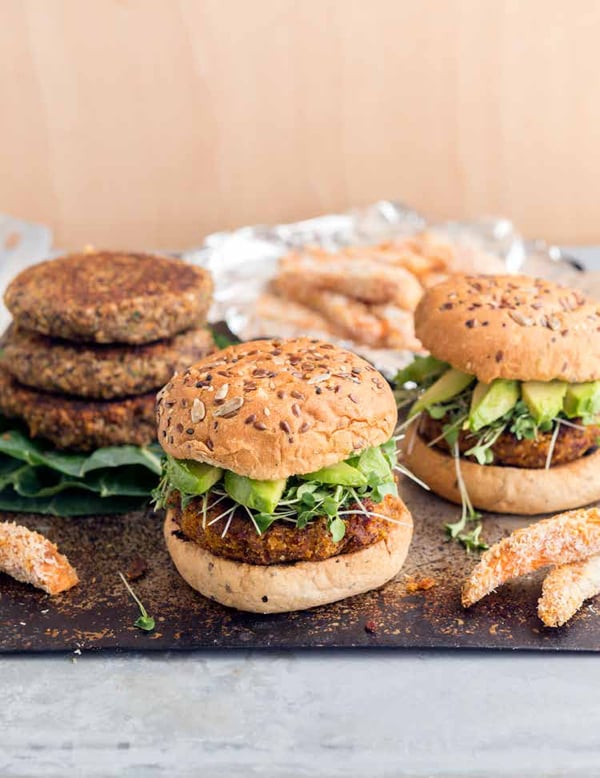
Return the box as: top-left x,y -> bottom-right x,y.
419,413 -> 600,469
2,326 -> 214,400
173,494 -> 394,565
0,368 -> 156,451
4,251 -> 213,344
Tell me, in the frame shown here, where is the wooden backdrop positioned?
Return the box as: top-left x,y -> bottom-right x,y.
2,0 -> 600,249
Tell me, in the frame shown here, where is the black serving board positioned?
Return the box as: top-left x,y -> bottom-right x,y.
1,479 -> 599,653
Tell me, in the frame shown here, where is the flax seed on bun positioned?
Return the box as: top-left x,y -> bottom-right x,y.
156,337 -> 397,481
415,275 -> 600,383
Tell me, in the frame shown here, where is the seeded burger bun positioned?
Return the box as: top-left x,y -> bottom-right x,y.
402,274 -> 600,515
4,250 -> 213,344
416,275 -> 600,383
2,325 -> 214,400
157,338 -> 397,480
158,338 -> 413,613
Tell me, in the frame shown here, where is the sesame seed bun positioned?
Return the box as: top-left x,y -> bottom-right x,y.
164,494 -> 413,613
4,251 -> 213,344
401,430 -> 600,515
156,338 -> 397,480
415,275 -> 600,383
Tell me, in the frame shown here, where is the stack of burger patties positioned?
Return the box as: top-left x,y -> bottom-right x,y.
0,250 -> 213,451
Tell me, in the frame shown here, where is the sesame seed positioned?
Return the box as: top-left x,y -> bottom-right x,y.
291,404 -> 301,417
348,394 -> 358,404
299,422 -> 310,433
206,438 -> 214,451
244,414 -> 256,424
264,407 -> 271,416
279,420 -> 291,434
253,421 -> 267,431
291,390 -> 305,400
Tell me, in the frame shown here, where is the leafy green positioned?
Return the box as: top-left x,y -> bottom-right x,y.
0,420 -> 162,515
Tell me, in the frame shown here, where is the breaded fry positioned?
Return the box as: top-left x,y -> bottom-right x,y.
462,508 -> 600,608
0,521 -> 79,595
278,251 -> 423,310
255,292 -> 332,335
538,554 -> 600,627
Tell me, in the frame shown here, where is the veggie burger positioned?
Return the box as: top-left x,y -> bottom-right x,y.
399,274 -> 600,517
156,337 -> 413,613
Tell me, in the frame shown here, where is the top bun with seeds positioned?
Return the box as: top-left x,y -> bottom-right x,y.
415,274 -> 600,383
156,337 -> 397,480
4,250 -> 213,344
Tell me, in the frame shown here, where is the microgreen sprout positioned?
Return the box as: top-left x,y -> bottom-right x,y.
118,571 -> 155,632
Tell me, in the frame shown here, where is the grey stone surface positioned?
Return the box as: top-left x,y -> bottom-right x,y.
2,249 -> 600,777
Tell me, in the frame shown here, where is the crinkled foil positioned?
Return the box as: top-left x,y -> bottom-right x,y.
184,200 -> 592,376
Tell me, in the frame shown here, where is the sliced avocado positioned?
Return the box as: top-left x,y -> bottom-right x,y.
300,461 -> 368,487
223,471 -> 287,514
356,446 -> 394,483
394,355 -> 449,386
468,379 -> 520,431
522,381 -> 567,425
166,456 -> 222,496
409,368 -> 475,417
564,381 -> 600,419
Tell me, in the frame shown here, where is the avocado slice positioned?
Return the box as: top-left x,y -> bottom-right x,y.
564,381 -> 600,419
468,379 -> 520,431
223,471 -> 287,514
300,461 -> 368,487
166,456 -> 223,496
409,368 -> 475,417
395,355 -> 449,386
522,381 -> 567,425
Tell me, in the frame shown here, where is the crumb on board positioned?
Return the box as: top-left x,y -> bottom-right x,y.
405,575 -> 437,593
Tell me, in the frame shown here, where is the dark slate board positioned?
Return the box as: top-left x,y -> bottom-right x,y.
1,479 -> 599,653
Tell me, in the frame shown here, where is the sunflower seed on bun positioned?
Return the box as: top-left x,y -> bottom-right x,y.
155,337 -> 413,613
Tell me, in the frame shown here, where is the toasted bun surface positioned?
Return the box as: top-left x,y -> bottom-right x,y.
157,338 -> 397,480
4,251 -> 213,344
164,495 -> 413,613
415,275 -> 600,383
401,430 -> 600,515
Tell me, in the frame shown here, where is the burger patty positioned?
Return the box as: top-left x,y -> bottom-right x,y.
173,494 -> 399,565
2,326 -> 214,400
419,413 -> 600,469
0,368 -> 156,451
4,251 -> 213,344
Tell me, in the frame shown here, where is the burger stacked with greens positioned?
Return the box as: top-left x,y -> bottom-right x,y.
155,337 -> 413,613
396,275 -> 600,550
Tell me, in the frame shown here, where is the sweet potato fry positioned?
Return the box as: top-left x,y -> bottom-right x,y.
0,521 -> 79,595
462,508 -> 600,608
538,554 -> 600,627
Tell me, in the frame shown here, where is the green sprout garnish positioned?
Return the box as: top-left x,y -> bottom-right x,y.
118,571 -> 155,632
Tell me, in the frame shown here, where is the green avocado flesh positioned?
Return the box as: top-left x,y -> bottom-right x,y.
166,456 -> 222,496
409,368 -> 475,417
223,471 -> 287,514
300,460 -> 368,487
564,381 -> 600,419
522,381 -> 567,424
468,379 -> 520,431
395,355 -> 449,386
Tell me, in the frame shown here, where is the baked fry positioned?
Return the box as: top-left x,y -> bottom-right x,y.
278,251 -> 423,310
462,508 -> 600,608
538,554 -> 600,627
0,521 -> 79,595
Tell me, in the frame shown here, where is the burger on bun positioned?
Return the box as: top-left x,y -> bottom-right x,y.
397,274 -> 600,542
155,338 -> 413,613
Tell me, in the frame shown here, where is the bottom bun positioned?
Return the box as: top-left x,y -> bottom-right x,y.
164,496 -> 413,613
402,431 -> 600,516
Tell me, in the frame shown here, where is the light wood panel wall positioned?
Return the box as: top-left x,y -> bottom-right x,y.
2,0 -> 600,249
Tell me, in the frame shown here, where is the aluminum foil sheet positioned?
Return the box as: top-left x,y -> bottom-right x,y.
185,200 -> 595,376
